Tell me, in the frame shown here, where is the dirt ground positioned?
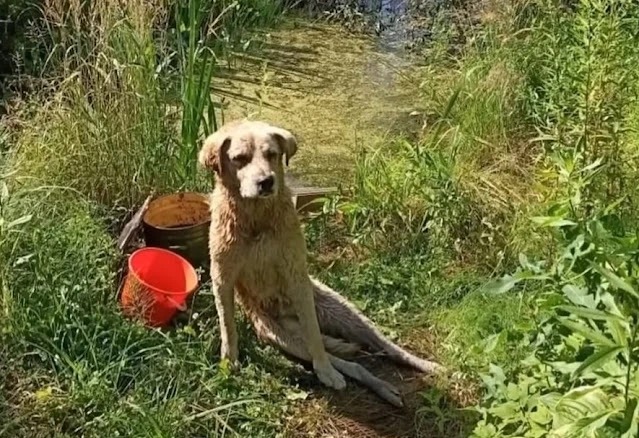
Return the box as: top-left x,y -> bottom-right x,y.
282,330 -> 479,438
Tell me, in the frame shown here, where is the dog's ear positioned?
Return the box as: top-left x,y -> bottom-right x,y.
198,131 -> 231,175
270,127 -> 298,166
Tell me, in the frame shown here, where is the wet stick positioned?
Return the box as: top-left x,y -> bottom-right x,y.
117,193 -> 154,252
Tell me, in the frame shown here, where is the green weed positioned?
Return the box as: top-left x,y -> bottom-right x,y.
473,155 -> 639,437
1,0 -> 296,436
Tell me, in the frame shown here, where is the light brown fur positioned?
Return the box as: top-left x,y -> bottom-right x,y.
199,120 -> 444,407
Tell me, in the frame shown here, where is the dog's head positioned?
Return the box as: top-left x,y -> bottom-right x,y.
198,120 -> 297,199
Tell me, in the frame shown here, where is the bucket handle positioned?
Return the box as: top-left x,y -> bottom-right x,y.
168,245 -> 188,251
164,295 -> 187,312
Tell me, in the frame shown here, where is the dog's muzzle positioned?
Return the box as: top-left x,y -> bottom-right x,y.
257,175 -> 275,197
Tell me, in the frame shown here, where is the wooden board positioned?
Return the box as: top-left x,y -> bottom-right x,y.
291,186 -> 337,214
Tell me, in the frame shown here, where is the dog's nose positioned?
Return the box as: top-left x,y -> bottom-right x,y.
258,175 -> 275,195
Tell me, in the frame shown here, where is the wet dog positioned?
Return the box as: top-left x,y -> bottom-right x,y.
199,119 -> 444,406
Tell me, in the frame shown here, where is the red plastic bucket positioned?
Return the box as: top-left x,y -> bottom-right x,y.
120,247 -> 199,327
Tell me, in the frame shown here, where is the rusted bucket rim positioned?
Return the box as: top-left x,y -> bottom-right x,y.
142,192 -> 211,231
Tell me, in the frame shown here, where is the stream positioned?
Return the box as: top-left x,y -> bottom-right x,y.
215,10 -> 426,187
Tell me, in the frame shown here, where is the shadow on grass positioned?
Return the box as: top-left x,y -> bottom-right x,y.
174,281 -> 478,438
285,355 -> 478,438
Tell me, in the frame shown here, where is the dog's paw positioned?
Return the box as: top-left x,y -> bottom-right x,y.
227,358 -> 241,372
415,358 -> 447,376
314,362 -> 346,390
219,356 -> 241,373
220,345 -> 240,371
378,380 -> 404,408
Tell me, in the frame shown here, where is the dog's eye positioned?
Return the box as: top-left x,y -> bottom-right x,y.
265,150 -> 278,160
231,155 -> 250,167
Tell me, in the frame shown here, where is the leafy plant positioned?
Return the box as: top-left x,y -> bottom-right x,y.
513,0 -> 639,216
474,154 -> 639,437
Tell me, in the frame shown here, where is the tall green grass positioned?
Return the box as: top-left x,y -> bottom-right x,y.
338,0 -> 639,270
320,1 -> 639,433
340,48 -> 536,271
0,187 -> 293,436
0,0 -> 292,435
176,0 -> 220,185
4,0 -> 287,206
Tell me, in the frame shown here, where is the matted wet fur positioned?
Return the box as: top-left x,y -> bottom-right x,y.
198,119 -> 444,407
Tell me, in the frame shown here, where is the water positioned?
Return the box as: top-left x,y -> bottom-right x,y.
216,15 -> 425,186
362,0 -> 410,51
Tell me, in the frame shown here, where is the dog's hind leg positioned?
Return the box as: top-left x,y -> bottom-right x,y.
248,311 -> 404,407
328,356 -> 403,407
276,315 -> 361,358
311,278 -> 445,375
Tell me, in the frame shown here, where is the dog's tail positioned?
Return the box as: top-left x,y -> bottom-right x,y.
311,278 -> 445,374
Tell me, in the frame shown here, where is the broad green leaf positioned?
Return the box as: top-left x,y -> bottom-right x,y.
552,410 -> 614,437
607,319 -> 631,347
562,284 -> 597,309
557,306 -> 625,322
549,361 -> 580,375
482,332 -> 504,354
506,382 -> 521,401
484,275 -> 518,295
531,216 -> 577,228
600,294 -> 632,346
488,400 -> 520,420
471,423 -> 499,438
572,346 -> 624,378
529,425 -> 548,438
591,262 -> 639,298
558,317 -> 615,347
601,292 -> 626,317
539,392 -> 562,410
529,404 -> 552,426
489,363 -> 507,385
565,332 -> 583,351
558,386 -> 609,416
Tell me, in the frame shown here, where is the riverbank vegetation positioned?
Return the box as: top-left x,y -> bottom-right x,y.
1,0 -> 638,436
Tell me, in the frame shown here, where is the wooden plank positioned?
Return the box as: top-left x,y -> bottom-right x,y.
291,186 -> 337,214
291,186 -> 337,196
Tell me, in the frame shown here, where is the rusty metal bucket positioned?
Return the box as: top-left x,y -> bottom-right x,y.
142,192 -> 210,269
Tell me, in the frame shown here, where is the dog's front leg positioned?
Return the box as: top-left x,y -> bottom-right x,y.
292,281 -> 346,390
211,263 -> 240,369
215,281 -> 239,368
